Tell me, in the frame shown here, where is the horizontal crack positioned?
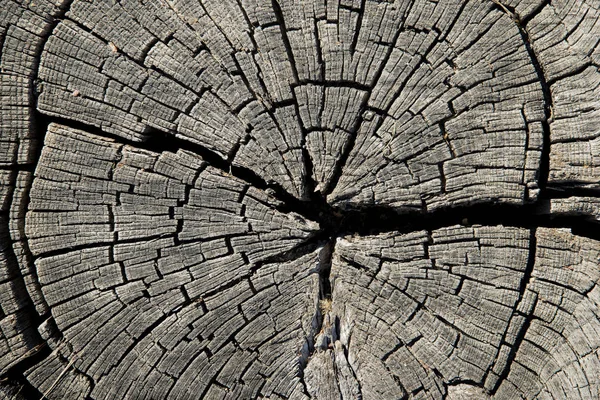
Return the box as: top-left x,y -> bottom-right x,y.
35,113 -> 600,245
330,199 -> 600,240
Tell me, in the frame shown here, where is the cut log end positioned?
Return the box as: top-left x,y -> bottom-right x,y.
1,0 -> 600,399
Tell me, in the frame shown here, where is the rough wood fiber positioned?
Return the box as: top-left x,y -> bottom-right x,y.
1,0 -> 600,399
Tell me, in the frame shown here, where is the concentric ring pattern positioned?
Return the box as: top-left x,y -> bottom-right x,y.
1,0 -> 600,399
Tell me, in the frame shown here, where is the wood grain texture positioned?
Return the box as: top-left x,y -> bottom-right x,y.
1,0 -> 600,399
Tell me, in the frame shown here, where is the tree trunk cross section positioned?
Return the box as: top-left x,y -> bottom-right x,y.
1,0 -> 600,399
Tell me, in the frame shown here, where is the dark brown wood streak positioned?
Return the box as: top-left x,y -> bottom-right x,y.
1,0 -> 600,399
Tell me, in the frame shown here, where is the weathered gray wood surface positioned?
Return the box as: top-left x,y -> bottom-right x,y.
1,0 -> 600,398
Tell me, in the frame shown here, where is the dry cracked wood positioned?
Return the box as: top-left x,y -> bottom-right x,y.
1,0 -> 600,399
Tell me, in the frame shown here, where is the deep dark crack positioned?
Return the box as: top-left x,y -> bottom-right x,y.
6,0 -> 600,397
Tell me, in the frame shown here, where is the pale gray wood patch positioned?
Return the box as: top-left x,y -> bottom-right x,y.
1,0 -> 600,399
